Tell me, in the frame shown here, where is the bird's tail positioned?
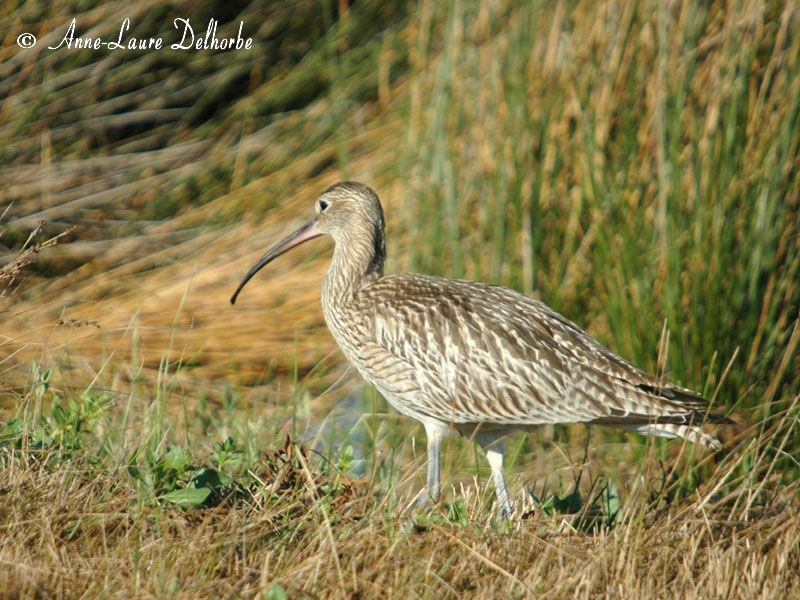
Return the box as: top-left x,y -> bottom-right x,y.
593,383 -> 733,450
619,422 -> 723,449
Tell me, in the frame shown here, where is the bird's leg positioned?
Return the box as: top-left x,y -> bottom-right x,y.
419,421 -> 447,506
474,430 -> 513,520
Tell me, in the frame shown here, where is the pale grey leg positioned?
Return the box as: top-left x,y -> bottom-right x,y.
421,420 -> 448,504
474,430 -> 513,520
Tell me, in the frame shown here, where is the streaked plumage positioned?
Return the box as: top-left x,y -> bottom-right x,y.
232,182 -> 730,518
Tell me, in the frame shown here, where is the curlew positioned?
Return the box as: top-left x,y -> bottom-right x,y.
231,182 -> 730,518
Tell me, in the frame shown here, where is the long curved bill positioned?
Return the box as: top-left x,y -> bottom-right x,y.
230,217 -> 320,304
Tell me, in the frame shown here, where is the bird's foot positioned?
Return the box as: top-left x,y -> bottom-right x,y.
403,490 -> 441,528
487,504 -> 515,532
412,488 -> 438,510
489,495 -> 515,523
498,505 -> 514,521
495,504 -> 514,522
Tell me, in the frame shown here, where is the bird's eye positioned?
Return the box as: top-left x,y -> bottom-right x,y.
318,200 -> 329,212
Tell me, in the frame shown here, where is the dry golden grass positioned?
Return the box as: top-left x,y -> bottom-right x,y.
2,127 -> 407,391
1,427 -> 798,599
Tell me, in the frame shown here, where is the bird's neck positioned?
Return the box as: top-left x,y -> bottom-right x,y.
322,226 -> 385,306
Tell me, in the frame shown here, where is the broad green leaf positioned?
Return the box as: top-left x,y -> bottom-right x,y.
161,487 -> 211,507
162,445 -> 191,472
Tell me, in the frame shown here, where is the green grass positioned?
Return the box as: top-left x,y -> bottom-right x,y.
2,0 -> 800,597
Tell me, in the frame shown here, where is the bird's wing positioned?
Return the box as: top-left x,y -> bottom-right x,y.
353,274 -> 713,426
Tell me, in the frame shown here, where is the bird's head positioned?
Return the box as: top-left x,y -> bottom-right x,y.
230,182 -> 385,304
312,182 -> 383,239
